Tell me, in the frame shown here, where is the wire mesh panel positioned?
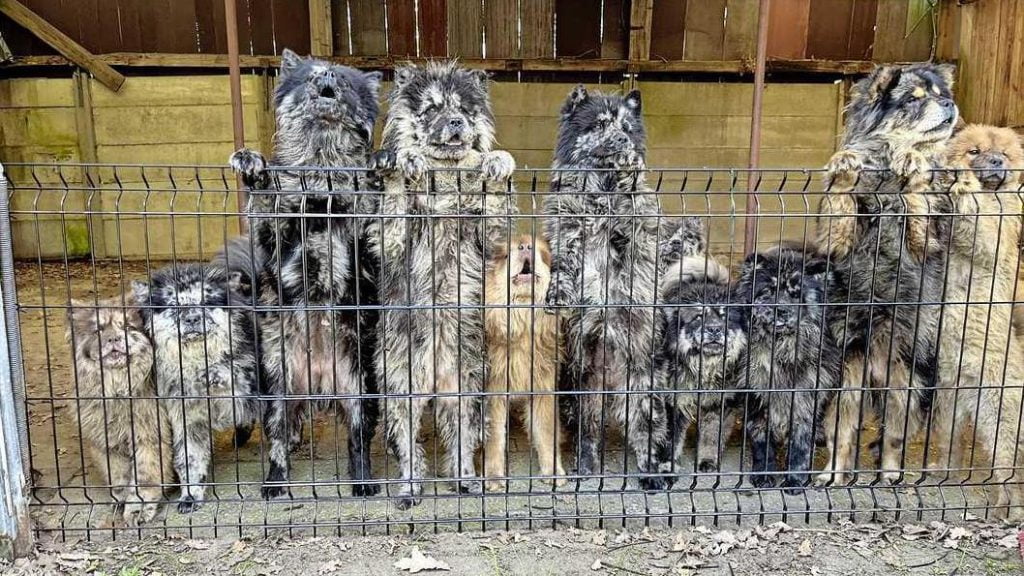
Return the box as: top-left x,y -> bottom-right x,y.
3,163 -> 1024,541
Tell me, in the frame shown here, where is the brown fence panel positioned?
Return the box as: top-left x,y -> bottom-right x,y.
723,0 -> 758,60
555,0 -> 601,58
683,0 -> 726,60
484,0 -> 518,58
767,0 -> 810,59
271,0 -> 311,55
806,0 -> 878,60
650,0 -> 686,61
600,0 -> 628,59
385,0 -> 416,57
520,0 -> 554,58
350,0 -> 387,55
447,0 -> 482,58
418,0 -> 448,57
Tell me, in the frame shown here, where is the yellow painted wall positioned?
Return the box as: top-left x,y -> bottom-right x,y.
0,75 -> 841,260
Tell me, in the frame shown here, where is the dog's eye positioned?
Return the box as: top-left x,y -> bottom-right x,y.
968,148 -> 981,155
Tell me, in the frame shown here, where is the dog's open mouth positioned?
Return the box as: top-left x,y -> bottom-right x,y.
318,86 -> 337,100
101,350 -> 129,365
513,257 -> 534,283
698,341 -> 725,354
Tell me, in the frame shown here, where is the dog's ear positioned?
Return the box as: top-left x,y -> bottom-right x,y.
537,240 -> 552,267
935,63 -> 957,90
280,48 -> 303,76
861,65 -> 903,102
394,65 -> 417,88
363,71 -> 383,97
803,256 -> 830,279
131,280 -> 151,307
562,84 -> 589,116
625,90 -> 642,115
469,68 -> 490,87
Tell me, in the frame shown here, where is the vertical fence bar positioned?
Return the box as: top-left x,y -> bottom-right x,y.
0,163 -> 32,558
744,0 -> 771,255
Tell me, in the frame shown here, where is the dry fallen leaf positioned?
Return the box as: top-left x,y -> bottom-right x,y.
797,539 -> 812,557
591,530 -> 608,546
543,539 -> 564,549
995,532 -> 1019,549
394,547 -> 451,574
901,525 -> 929,541
590,559 -> 604,571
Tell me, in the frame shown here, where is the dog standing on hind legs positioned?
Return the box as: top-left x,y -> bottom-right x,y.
369,62 -> 516,508
229,48 -> 383,498
926,124 -> 1024,519
543,85 -> 671,490
814,64 -> 957,486
484,235 -> 565,491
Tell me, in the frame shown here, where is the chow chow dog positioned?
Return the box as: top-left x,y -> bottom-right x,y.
369,62 -> 515,508
229,48 -> 383,498
814,64 -> 957,484
67,297 -> 167,525
734,245 -> 841,491
929,124 -> 1024,518
133,263 -> 259,512
483,235 -> 565,491
542,85 -> 671,489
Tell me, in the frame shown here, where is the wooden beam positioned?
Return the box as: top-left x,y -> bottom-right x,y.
0,0 -> 125,91
3,52 -> 897,75
628,0 -> 653,63
309,0 -> 334,57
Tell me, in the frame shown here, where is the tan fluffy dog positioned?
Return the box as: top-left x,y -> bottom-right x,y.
483,235 -> 565,491
930,124 -> 1024,519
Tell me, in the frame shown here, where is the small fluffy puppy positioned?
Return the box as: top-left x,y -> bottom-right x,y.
930,125 -> 1024,519
735,245 -> 841,492
369,62 -> 515,508
134,263 -> 259,513
814,64 -> 957,484
230,49 -> 383,499
68,297 -> 167,525
483,235 -> 565,491
543,85 -> 671,489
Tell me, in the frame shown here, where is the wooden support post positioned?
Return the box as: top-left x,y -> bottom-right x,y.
0,0 -> 125,91
72,71 -> 105,258
628,0 -> 653,62
744,0 -> 771,256
309,0 -> 334,57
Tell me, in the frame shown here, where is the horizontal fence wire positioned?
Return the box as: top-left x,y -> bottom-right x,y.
3,163 -> 1024,541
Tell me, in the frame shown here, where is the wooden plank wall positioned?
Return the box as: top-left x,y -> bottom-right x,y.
0,0 -> 935,63
951,0 -> 1024,128
0,74 -> 842,260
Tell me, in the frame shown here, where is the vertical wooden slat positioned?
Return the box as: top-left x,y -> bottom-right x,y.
309,0 -> 333,56
194,0 -> 221,53
484,0 -> 518,58
520,0 -> 553,58
935,0 -> 959,62
447,0 -> 482,58
847,0 -> 878,60
806,0 -> 853,60
683,0 -> 726,61
874,0 -> 933,62
650,0 -> 686,61
767,0 -> 809,59
331,0 -> 351,55
555,0 -> 601,58
350,0 -> 386,55
602,0 -> 628,59
272,0 -> 310,55
1007,1 -> 1024,126
386,0 -> 416,57
418,0 -> 448,57
723,0 -> 759,60
247,0 -> 275,55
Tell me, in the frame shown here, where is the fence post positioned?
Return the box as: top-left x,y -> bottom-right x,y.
0,163 -> 32,559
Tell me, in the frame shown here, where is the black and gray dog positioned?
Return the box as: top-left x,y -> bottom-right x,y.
368,62 -> 515,509
133,263 -> 260,513
734,245 -> 841,492
229,48 -> 383,497
543,85 -> 670,489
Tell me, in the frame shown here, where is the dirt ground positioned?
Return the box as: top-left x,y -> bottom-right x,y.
2,521 -> 1022,576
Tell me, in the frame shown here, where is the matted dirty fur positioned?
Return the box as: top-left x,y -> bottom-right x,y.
734,245 -> 841,492
133,263 -> 259,513
229,48 -> 383,498
542,85 -> 670,489
67,296 -> 168,525
483,235 -> 565,491
368,62 -> 516,508
929,124 -> 1024,519
814,64 -> 958,484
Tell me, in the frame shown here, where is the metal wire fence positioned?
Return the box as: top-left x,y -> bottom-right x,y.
2,163 -> 1023,541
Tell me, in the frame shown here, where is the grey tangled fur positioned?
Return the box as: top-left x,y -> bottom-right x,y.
133,263 -> 259,513
228,48 -> 383,498
543,85 -> 673,488
734,245 -> 841,492
368,62 -> 516,507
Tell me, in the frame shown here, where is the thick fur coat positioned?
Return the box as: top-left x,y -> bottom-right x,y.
734,246 -> 841,491
67,297 -> 168,525
814,64 -> 958,484
229,49 -> 383,498
134,263 -> 259,513
542,86 -> 670,489
930,125 -> 1024,519
483,235 -> 564,491
368,62 -> 516,508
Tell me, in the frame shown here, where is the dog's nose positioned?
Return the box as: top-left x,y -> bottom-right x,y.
939,97 -> 955,110
447,117 -> 466,131
984,154 -> 1008,169
611,132 -> 629,146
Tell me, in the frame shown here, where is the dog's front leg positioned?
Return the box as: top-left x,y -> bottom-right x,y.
782,389 -> 817,493
745,407 -> 775,489
816,149 -> 865,259
229,148 -> 272,190
169,400 -> 212,513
